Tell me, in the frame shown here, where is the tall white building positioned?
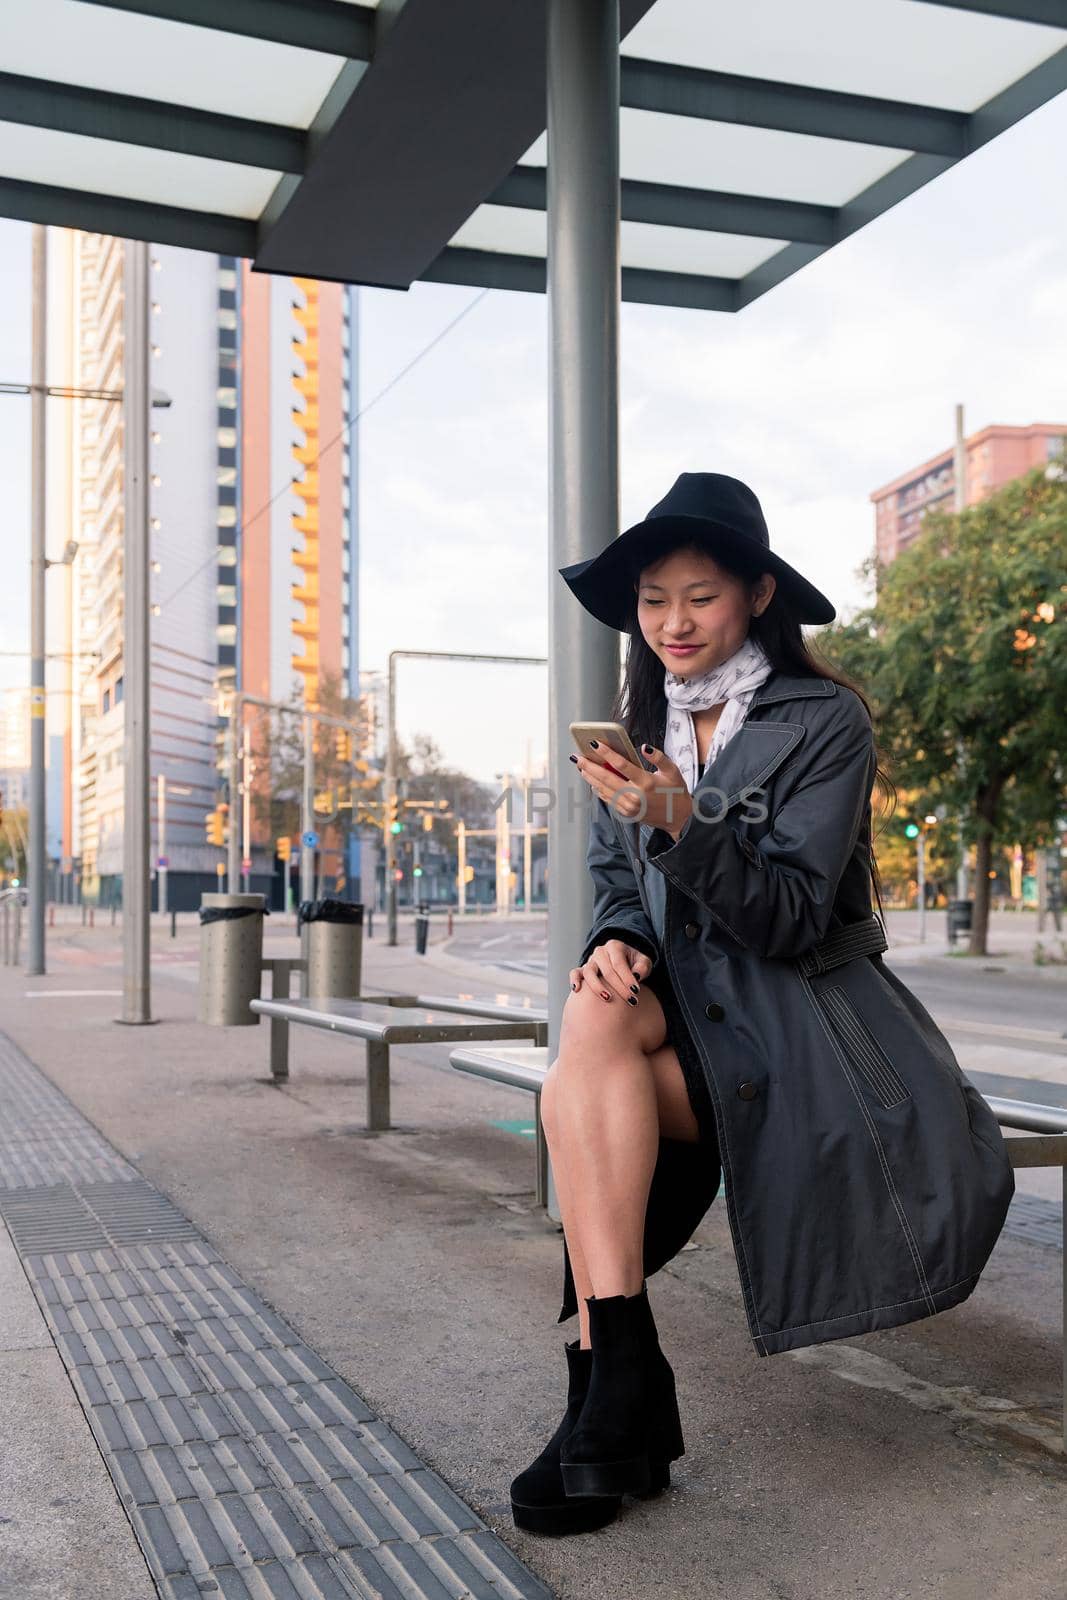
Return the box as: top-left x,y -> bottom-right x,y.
50,232 -> 222,906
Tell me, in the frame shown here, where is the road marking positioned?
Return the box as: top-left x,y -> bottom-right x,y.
24,989 -> 123,999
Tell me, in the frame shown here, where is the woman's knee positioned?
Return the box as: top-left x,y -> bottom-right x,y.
559,980 -> 667,1058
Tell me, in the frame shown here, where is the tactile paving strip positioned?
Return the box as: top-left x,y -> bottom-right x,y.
0,1034 -> 552,1600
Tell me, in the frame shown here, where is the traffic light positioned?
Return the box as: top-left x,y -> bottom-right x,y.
387,794 -> 404,835
334,729 -> 352,763
463,865 -> 475,884
422,811 -> 433,832
413,865 -> 423,878
205,803 -> 228,846
904,822 -> 919,839
277,836 -> 291,863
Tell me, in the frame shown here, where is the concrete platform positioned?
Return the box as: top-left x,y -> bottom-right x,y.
1,917 -> 1066,1598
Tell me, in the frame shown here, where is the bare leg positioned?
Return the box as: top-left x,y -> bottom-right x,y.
540,984 -> 699,1348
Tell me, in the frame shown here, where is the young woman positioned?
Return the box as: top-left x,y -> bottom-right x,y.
509,472 -> 1015,1537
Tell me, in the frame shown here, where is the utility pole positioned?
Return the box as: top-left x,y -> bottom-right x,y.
226,699 -> 240,893
953,402 -> 970,905
301,713 -> 315,906
119,239 -> 152,1026
27,226 -> 47,975
158,774 -> 167,916
385,649 -> 547,945
241,723 -> 252,892
523,735 -> 533,914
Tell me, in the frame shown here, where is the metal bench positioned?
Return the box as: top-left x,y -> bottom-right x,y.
249,996 -> 545,1132
259,958 -> 418,1083
450,1044 -> 550,1208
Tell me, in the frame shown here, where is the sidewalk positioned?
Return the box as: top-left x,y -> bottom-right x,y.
1,921 -> 1067,1598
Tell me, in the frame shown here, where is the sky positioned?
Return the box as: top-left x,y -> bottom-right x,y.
1,84 -> 1066,784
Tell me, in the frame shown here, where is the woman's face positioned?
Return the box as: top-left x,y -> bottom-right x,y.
635,546 -> 775,679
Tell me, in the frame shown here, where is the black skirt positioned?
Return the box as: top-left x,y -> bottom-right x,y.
643,958 -> 720,1149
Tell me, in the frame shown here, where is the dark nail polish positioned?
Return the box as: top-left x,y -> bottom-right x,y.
590,740 -> 599,748
568,753 -> 578,763
600,991 -> 611,1001
630,985 -> 639,994
628,996 -> 637,1006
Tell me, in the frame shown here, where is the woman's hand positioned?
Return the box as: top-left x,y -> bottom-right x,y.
571,741 -> 693,840
570,937 -> 654,1003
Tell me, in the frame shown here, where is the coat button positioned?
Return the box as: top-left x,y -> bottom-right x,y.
704,1001 -> 725,1021
684,922 -> 700,939
635,859 -> 645,877
737,1081 -> 758,1100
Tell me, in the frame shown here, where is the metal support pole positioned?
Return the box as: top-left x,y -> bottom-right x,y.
365,1039 -> 391,1131
119,239 -> 152,1025
158,773 -> 167,916
534,1090 -> 549,1209
227,696 -> 241,893
27,224 -> 47,976
268,957 -> 295,1081
386,658 -> 397,946
953,404 -> 970,906
300,713 -> 314,905
546,0 -> 621,1223
242,723 -> 252,892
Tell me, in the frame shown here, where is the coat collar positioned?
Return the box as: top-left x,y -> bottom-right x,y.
648,669 -> 835,819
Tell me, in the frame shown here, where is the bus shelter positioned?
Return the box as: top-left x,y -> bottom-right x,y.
4,0 -> 1066,1033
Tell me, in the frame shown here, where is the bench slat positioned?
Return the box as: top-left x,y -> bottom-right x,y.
417,994 -> 548,1024
250,997 -> 543,1045
450,1044 -> 548,1094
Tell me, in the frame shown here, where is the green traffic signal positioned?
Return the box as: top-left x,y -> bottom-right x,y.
390,821 -> 404,834
904,823 -> 920,839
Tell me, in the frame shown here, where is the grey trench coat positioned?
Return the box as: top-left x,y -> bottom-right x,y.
559,668 -> 1015,1356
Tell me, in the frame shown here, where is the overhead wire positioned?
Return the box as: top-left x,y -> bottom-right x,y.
158,285 -> 491,613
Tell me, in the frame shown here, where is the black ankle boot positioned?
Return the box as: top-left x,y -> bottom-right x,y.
510,1339 -> 622,1535
631,1282 -> 685,1490
559,1288 -> 657,1498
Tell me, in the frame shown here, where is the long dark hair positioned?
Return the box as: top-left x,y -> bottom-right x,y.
610,537 -> 896,924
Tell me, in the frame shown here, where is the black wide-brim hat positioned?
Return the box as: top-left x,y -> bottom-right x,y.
558,472 -> 836,629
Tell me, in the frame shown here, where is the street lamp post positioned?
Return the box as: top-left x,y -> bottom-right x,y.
385,651 -> 547,946
120,238 -> 152,1026
158,774 -> 167,917
10,226 -> 171,998
27,226 -> 46,976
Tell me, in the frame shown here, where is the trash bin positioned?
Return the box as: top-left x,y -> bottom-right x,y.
946,897 -> 973,944
300,898 -> 364,1000
197,893 -> 267,1025
414,908 -> 430,956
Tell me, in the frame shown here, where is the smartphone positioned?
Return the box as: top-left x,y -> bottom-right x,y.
569,721 -> 644,776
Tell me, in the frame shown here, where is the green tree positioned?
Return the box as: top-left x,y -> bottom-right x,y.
838,463 -> 1066,954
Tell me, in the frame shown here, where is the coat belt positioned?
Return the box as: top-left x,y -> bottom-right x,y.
794,913 -> 888,977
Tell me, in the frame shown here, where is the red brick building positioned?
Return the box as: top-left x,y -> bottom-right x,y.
871,422 -> 1067,566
